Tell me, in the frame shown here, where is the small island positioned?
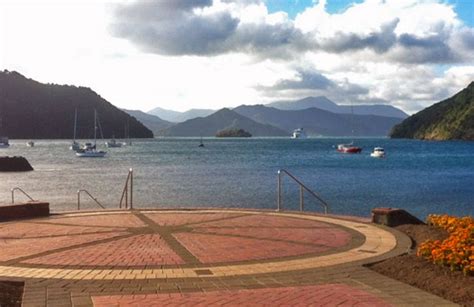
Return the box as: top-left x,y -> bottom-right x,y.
216,128 -> 252,137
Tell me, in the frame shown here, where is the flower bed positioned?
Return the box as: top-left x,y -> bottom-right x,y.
417,215 -> 474,275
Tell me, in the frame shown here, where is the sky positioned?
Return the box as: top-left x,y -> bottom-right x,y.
0,0 -> 473,114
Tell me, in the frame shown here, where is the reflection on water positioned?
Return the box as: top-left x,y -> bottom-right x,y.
0,138 -> 473,219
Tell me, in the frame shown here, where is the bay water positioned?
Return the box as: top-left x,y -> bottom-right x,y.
0,138 -> 472,220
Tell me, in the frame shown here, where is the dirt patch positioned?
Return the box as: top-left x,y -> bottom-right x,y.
0,281 -> 23,307
370,224 -> 474,306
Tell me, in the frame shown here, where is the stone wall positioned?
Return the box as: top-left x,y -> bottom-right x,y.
0,202 -> 49,222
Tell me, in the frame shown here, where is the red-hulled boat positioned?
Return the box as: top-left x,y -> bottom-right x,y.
337,143 -> 362,153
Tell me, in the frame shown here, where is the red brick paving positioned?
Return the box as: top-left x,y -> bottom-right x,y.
23,234 -> 184,267
0,221 -> 124,238
45,214 -> 145,228
192,226 -> 351,247
174,232 -> 329,263
0,232 -> 125,262
144,212 -> 244,226
92,284 -> 391,306
196,214 -> 333,228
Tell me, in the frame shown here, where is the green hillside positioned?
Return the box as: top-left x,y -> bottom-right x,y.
390,82 -> 474,140
0,70 -> 153,139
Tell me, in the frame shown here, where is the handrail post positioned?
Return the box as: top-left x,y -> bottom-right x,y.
277,170 -> 282,211
130,168 -> 133,210
299,186 -> 304,211
77,190 -> 81,210
125,182 -> 128,209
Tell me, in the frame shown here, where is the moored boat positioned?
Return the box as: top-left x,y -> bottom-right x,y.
370,147 -> 385,158
337,143 -> 362,153
0,136 -> 9,148
105,138 -> 124,148
75,110 -> 107,158
336,101 -> 362,154
70,108 -> 81,151
291,128 -> 307,139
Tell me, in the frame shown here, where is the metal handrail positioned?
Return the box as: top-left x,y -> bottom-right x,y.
277,169 -> 329,214
119,168 -> 133,209
77,189 -> 105,210
11,187 -> 35,204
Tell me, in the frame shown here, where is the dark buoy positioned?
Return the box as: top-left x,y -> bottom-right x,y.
0,156 -> 34,172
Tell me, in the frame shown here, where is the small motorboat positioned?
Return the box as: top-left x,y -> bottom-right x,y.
370,147 -> 385,158
291,128 -> 307,139
337,143 -> 362,154
26,141 -> 34,147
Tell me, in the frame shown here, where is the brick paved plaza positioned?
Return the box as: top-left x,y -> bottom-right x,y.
0,209 -> 456,306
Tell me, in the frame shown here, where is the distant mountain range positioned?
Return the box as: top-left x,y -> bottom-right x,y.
144,96 -> 408,137
267,96 -> 408,119
0,70 -> 152,139
234,105 -> 402,136
156,108 -> 287,137
390,82 -> 474,140
122,109 -> 173,135
148,107 -> 215,123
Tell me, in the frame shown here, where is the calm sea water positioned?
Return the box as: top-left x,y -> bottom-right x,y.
0,138 -> 472,219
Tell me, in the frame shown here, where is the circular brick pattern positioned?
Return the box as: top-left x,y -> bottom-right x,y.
0,210 -> 397,280
1,211 -> 353,267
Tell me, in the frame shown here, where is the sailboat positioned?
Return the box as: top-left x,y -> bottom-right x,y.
0,117 -> 9,148
198,136 -> 204,147
75,110 -> 107,157
106,135 -> 123,148
70,108 -> 81,151
337,102 -> 362,154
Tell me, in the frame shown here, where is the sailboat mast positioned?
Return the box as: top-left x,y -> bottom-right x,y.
73,108 -> 78,142
94,109 -> 97,146
350,101 -> 354,143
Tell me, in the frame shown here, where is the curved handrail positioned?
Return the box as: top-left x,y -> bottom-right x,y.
277,169 -> 329,214
11,187 -> 35,204
77,189 -> 105,210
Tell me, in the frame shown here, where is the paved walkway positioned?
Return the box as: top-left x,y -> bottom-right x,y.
0,209 -> 456,306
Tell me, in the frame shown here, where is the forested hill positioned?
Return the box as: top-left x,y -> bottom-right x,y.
390,82 -> 474,140
0,70 -> 153,139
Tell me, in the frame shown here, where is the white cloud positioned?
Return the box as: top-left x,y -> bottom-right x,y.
0,0 -> 473,114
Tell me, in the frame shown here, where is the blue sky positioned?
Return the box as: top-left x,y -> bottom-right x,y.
266,0 -> 473,26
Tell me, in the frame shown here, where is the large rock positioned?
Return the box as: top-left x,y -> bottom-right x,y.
0,156 -> 34,172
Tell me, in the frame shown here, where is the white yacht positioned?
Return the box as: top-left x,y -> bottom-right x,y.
291,128 -> 307,139
75,110 -> 107,158
370,147 -> 385,158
